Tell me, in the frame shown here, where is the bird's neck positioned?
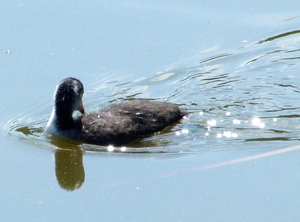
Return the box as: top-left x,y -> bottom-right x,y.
54,106 -> 79,131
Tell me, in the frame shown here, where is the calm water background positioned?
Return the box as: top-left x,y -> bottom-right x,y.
1,0 -> 300,221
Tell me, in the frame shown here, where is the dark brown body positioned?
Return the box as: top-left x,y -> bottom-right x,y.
80,100 -> 184,146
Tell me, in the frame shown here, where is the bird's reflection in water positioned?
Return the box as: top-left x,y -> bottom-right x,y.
49,136 -> 85,191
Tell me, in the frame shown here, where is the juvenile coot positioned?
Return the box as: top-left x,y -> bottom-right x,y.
45,77 -> 185,146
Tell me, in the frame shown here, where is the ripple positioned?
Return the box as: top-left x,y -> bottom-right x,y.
3,29 -> 300,155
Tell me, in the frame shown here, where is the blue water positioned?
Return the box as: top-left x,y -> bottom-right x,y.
1,1 -> 300,221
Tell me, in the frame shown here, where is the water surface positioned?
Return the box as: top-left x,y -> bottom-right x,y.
1,1 -> 300,221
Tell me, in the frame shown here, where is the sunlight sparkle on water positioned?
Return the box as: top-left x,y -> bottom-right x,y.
251,117 -> 265,128
216,131 -> 238,138
175,129 -> 189,136
207,119 -> 217,126
107,145 -> 114,152
223,131 -> 238,138
233,119 -> 241,124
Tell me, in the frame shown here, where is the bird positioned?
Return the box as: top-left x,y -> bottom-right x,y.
45,77 -> 185,146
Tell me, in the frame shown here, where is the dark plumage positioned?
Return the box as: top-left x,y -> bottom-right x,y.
46,77 -> 185,146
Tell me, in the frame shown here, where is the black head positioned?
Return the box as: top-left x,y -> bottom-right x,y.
54,77 -> 85,118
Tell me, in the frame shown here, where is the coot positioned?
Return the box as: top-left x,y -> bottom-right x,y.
46,77 -> 184,146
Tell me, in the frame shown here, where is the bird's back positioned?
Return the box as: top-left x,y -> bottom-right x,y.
80,100 -> 184,145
